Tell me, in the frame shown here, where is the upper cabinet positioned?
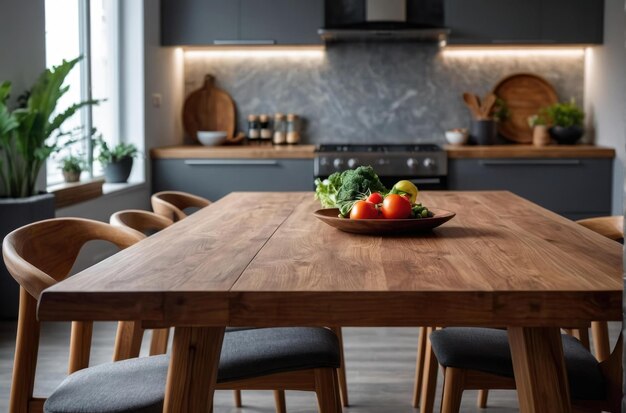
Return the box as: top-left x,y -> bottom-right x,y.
444,0 -> 604,45
161,0 -> 324,46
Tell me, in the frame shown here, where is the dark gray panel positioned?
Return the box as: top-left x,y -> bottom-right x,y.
444,0 -> 542,44
448,158 -> 612,216
541,0 -> 604,44
161,0 -> 239,46
153,159 -> 315,200
239,0 -> 324,44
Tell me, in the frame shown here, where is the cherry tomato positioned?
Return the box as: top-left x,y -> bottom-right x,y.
381,194 -> 412,219
366,192 -> 384,204
350,201 -> 379,219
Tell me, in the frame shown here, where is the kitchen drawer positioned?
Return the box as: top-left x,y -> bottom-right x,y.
152,158 -> 314,200
448,158 -> 612,219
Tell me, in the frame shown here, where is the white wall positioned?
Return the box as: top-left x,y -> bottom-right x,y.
585,0 -> 626,215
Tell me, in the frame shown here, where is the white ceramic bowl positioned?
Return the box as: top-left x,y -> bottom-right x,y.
445,130 -> 468,146
197,131 -> 228,146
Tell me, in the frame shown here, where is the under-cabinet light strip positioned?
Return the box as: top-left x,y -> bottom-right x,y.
441,47 -> 587,58
184,46 -> 326,59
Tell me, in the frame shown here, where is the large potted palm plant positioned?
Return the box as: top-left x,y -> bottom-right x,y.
0,57 -> 96,319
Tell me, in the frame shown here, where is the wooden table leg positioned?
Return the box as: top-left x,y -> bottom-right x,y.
507,327 -> 571,413
163,326 -> 225,413
420,327 -> 439,413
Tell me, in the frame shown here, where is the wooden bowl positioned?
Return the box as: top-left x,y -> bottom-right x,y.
313,208 -> 456,235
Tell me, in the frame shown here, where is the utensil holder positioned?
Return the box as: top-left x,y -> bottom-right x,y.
469,120 -> 497,145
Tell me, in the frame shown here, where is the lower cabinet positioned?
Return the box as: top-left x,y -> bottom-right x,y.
152,158 -> 315,200
448,158 -> 613,220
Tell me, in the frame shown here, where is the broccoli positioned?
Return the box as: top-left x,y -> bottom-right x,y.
315,166 -> 387,217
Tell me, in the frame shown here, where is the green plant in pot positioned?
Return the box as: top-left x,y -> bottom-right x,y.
59,154 -> 85,183
95,136 -> 138,183
543,101 -> 585,145
0,57 -> 97,318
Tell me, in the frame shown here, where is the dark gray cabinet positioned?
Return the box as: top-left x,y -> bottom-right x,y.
152,158 -> 315,200
240,0 -> 324,45
444,0 -> 604,45
161,0 -> 239,46
162,0 -> 324,46
448,158 -> 612,220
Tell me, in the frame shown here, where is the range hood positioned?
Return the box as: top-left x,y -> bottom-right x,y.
319,0 -> 449,42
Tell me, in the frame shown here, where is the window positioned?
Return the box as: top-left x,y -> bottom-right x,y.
44,0 -> 120,185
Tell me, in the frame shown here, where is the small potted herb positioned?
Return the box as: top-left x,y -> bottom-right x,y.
528,113 -> 550,146
543,101 -> 585,145
59,155 -> 85,183
95,136 -> 138,183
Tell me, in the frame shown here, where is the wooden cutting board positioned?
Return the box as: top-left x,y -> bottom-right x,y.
493,73 -> 558,144
183,74 -> 236,143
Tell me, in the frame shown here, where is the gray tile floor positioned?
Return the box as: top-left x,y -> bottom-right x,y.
0,323 -> 619,412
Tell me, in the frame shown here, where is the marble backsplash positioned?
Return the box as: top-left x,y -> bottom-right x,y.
184,43 -> 585,144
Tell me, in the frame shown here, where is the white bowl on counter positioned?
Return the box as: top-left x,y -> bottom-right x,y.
197,131 -> 228,146
445,129 -> 468,146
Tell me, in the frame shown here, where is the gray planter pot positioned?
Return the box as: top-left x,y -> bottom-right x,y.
0,193 -> 55,319
104,157 -> 134,183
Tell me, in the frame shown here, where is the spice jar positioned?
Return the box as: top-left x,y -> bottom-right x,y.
259,114 -> 272,143
247,115 -> 260,144
272,113 -> 286,145
285,114 -> 300,145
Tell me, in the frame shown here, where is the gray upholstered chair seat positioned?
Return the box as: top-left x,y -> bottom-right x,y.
44,327 -> 340,413
429,327 -> 606,401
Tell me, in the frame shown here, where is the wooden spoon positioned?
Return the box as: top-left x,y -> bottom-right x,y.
480,93 -> 497,119
462,93 -> 483,119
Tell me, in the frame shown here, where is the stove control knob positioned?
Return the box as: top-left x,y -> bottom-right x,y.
347,158 -> 358,168
333,158 -> 344,169
377,158 -> 386,166
407,158 -> 419,169
320,157 -> 328,166
423,157 -> 436,169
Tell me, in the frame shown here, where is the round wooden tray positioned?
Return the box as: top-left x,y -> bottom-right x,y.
493,73 -> 558,144
313,208 -> 456,235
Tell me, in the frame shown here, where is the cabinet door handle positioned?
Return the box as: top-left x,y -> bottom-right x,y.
184,160 -> 279,166
213,40 -> 276,45
479,160 -> 582,166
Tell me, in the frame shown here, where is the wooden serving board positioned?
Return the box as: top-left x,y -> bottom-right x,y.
183,74 -> 236,143
493,73 -> 558,144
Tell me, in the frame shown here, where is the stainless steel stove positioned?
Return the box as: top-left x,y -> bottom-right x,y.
314,144 -> 448,189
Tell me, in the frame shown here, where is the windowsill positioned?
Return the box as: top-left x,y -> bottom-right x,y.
48,178 -> 146,209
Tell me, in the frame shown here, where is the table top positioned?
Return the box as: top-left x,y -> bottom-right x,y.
38,191 -> 623,327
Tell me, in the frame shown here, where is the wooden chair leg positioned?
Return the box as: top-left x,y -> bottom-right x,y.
314,368 -> 341,413
412,326 -> 428,407
574,327 -> 591,351
233,390 -> 242,407
477,389 -> 488,408
149,328 -> 170,356
113,321 -> 144,361
329,326 -> 349,407
420,327 -> 439,413
591,321 -> 610,362
10,289 -> 40,413
441,368 -> 465,413
274,390 -> 287,413
68,321 -> 93,373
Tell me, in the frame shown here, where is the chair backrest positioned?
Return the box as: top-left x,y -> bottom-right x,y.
110,209 -> 174,239
576,216 -> 624,242
2,218 -> 144,412
151,191 -> 211,222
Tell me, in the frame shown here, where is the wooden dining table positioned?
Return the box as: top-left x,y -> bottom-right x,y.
38,191 -> 622,413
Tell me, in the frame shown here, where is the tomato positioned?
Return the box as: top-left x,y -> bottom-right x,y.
350,201 -> 379,219
381,194 -> 412,219
366,192 -> 384,204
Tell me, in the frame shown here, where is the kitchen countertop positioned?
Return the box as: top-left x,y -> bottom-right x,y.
445,145 -> 615,159
150,144 -> 615,160
150,144 -> 316,159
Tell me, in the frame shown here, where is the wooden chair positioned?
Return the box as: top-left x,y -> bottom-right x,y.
4,217 -> 343,413
430,327 -> 623,413
151,190 -> 211,222
111,209 -> 349,412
